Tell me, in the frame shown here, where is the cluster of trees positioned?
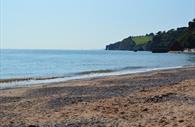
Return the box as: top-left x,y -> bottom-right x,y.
179,19 -> 195,49
146,19 -> 195,51
145,27 -> 187,52
106,19 -> 195,52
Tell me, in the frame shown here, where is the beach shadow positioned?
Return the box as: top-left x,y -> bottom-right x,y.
145,92 -> 195,105
0,96 -> 23,104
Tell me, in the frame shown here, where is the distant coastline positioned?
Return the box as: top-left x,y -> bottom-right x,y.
106,19 -> 195,53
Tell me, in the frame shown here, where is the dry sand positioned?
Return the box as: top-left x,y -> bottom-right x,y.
0,67 -> 195,127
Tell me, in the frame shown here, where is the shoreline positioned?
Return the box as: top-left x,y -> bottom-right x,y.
0,65 -> 192,90
1,66 -> 195,126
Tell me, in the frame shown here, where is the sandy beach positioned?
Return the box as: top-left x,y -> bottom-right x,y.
1,67 -> 195,127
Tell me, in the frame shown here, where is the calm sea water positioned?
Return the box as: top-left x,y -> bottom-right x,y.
0,49 -> 195,88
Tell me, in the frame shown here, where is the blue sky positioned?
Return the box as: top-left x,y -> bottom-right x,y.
0,0 -> 194,49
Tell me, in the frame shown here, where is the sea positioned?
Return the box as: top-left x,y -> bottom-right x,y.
0,49 -> 195,89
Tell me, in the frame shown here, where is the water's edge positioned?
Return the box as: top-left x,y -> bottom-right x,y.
0,65 -> 192,90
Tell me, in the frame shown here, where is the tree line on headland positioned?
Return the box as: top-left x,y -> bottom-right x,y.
106,19 -> 195,53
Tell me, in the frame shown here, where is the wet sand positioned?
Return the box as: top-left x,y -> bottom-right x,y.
0,67 -> 195,127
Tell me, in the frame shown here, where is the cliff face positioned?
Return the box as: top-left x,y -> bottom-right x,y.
106,37 -> 136,50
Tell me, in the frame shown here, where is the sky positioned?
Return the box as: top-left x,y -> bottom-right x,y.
0,0 -> 194,50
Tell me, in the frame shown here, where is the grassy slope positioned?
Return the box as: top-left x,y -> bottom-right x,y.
132,36 -> 153,45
